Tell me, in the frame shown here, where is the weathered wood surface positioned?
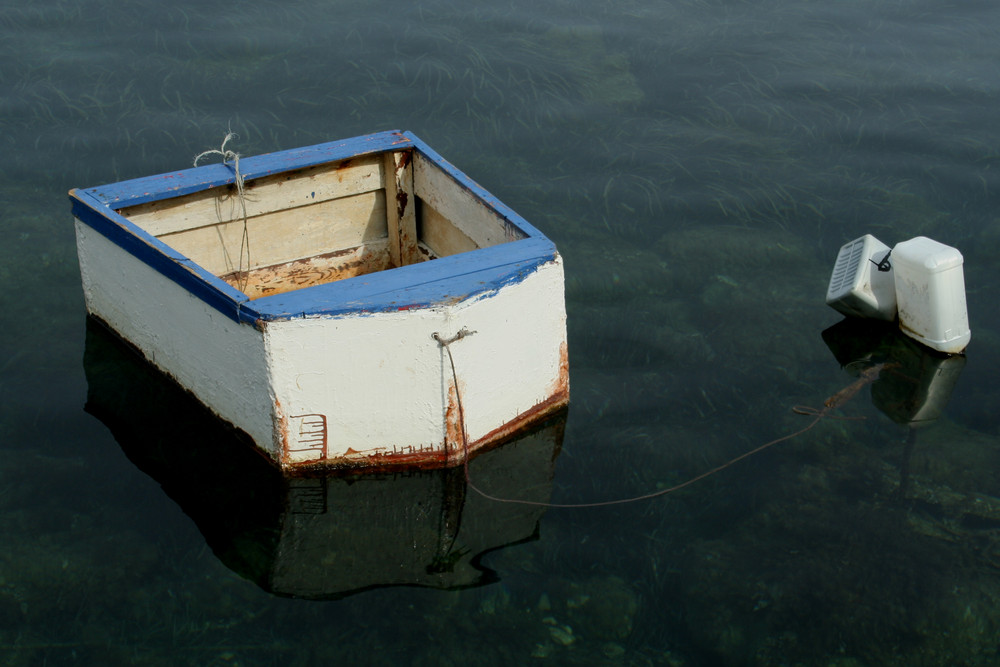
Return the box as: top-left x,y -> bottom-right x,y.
159,190 -> 388,277
383,151 -> 421,267
413,152 -> 525,249
220,240 -> 438,299
120,156 -> 385,235
118,149 -> 526,289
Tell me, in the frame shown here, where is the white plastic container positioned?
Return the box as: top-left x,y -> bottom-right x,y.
892,236 -> 970,354
825,234 -> 897,320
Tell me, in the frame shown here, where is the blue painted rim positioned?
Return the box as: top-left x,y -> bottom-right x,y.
70,130 -> 559,325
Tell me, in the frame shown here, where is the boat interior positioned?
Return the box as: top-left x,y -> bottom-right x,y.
117,150 -> 527,299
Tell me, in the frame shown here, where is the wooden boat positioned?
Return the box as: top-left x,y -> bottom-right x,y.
70,130 -> 569,470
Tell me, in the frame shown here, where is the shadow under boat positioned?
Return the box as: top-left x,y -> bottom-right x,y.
83,317 -> 566,600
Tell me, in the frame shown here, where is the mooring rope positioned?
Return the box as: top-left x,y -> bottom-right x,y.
194,131 -> 251,292
433,330 -> 891,509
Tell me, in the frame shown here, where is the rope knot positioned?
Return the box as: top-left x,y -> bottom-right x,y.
433,327 -> 477,347
193,131 -> 243,184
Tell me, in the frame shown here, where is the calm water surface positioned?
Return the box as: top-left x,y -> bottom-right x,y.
2,0 -> 1000,664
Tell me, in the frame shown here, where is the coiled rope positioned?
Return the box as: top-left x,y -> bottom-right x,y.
194,131 -> 251,293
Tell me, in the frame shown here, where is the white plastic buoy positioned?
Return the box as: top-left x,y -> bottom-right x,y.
825,234 -> 897,321
892,236 -> 970,354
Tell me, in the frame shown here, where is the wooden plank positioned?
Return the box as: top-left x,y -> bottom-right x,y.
220,240 -> 394,299
412,153 -> 522,249
383,150 -> 420,267
419,201 -> 478,257
159,190 -> 387,276
121,155 -> 385,237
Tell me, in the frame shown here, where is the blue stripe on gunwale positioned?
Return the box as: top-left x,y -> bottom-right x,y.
82,130 -> 413,208
250,238 -> 558,321
70,130 -> 558,325
70,188 -> 259,323
71,186 -> 556,325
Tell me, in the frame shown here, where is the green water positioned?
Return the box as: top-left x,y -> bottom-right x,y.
2,0 -> 1000,664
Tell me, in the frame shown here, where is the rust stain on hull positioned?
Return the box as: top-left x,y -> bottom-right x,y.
275,399 -> 290,463
463,387 -> 569,458
285,388 -> 570,474
444,375 -> 464,466
282,339 -> 570,474
552,340 -> 570,400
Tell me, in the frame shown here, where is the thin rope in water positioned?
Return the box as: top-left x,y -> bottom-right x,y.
434,330 -> 889,509
194,131 -> 251,293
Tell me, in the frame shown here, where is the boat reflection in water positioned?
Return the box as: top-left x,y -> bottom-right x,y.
83,317 -> 565,599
